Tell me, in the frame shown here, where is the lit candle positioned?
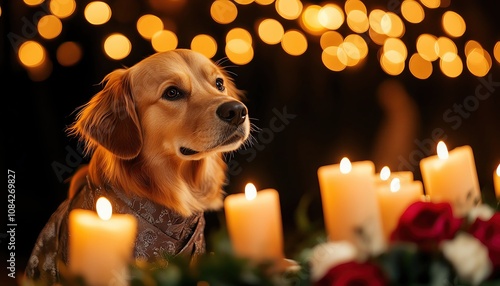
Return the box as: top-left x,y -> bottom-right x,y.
376,178 -> 423,240
69,197 -> 137,286
317,158 -> 384,252
224,183 -> 284,263
494,164 -> 500,199
419,141 -> 481,217
375,166 -> 413,185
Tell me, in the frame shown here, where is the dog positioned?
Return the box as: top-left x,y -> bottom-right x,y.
25,49 -> 250,284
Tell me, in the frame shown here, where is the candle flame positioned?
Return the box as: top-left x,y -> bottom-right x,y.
245,183 -> 257,201
380,166 -> 391,181
340,157 -> 352,174
96,197 -> 112,221
496,164 -> 500,176
390,178 -> 401,193
437,141 -> 449,160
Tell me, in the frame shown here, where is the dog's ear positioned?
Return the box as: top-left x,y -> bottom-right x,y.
69,69 -> 143,159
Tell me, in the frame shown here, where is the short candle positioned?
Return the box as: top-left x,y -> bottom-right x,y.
224,183 -> 284,263
69,197 -> 137,286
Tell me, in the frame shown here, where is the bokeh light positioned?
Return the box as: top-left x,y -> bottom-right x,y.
440,55 -> 463,78
494,41 -> 500,64
409,53 -> 433,79
322,46 -> 346,71
56,41 -> 83,66
137,14 -> 164,40
416,34 -> 439,61
24,0 -> 44,6
191,34 -> 218,58
346,10 -> 369,33
401,0 -> 425,24
442,11 -> 465,38
281,29 -> 308,56
103,33 -> 131,60
37,15 -> 63,39
382,12 -> 405,38
256,0 -> 274,4
383,38 -> 407,64
420,0 -> 441,9
226,28 -> 253,65
85,1 -> 112,25
50,0 -> 76,19
380,52 -> 405,75
345,34 -> 368,60
320,31 -> 343,49
257,18 -> 284,45
300,5 -> 324,35
318,3 -> 344,30
151,30 -> 178,52
275,0 -> 302,20
18,41 -> 46,67
211,0 -> 238,24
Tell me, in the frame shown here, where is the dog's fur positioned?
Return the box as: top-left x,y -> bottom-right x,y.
68,49 -> 250,216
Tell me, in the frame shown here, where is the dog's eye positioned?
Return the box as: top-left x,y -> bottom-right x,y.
216,78 -> 225,91
162,87 -> 183,100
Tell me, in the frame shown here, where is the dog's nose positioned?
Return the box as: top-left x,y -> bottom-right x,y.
216,101 -> 247,126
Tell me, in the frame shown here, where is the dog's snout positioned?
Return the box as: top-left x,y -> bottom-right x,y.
216,101 -> 247,126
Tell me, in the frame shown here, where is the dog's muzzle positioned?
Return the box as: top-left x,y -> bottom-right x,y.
179,101 -> 248,157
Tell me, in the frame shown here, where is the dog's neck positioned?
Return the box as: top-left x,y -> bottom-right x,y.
87,147 -> 226,217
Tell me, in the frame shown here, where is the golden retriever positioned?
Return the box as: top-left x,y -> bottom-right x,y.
70,48 -> 250,215
25,49 -> 250,283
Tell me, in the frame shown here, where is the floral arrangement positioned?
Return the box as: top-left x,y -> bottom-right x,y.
24,200 -> 500,286
308,201 -> 500,286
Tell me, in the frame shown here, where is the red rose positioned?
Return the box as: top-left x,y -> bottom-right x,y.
469,213 -> 500,273
314,261 -> 388,286
390,201 -> 463,249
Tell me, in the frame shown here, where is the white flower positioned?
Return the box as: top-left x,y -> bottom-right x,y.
308,241 -> 358,282
441,232 -> 492,286
467,204 -> 495,223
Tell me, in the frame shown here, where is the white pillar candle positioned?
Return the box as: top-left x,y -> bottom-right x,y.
69,197 -> 137,286
317,158 -> 384,254
419,141 -> 481,217
224,183 -> 284,263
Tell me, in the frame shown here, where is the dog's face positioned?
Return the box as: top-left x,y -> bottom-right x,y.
73,49 -> 250,161
129,50 -> 250,161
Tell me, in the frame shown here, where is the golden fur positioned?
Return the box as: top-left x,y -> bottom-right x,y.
67,49 -> 250,216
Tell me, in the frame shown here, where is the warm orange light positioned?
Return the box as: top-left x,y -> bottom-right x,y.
137,14 -> 163,40
245,183 -> 257,200
84,1 -> 112,25
96,197 -> 112,221
340,157 -> 352,174
496,164 -> 500,177
211,0 -> 238,24
437,141 -> 449,160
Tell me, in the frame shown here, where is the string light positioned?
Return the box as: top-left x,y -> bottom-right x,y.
13,0 -> 500,80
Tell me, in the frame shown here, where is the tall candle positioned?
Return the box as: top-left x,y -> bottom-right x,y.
317,158 -> 384,253
419,141 -> 481,217
224,183 -> 284,263
69,197 -> 137,286
494,164 -> 500,199
376,178 -> 423,240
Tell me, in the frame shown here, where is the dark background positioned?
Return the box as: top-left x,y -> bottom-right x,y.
2,1 -> 500,285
